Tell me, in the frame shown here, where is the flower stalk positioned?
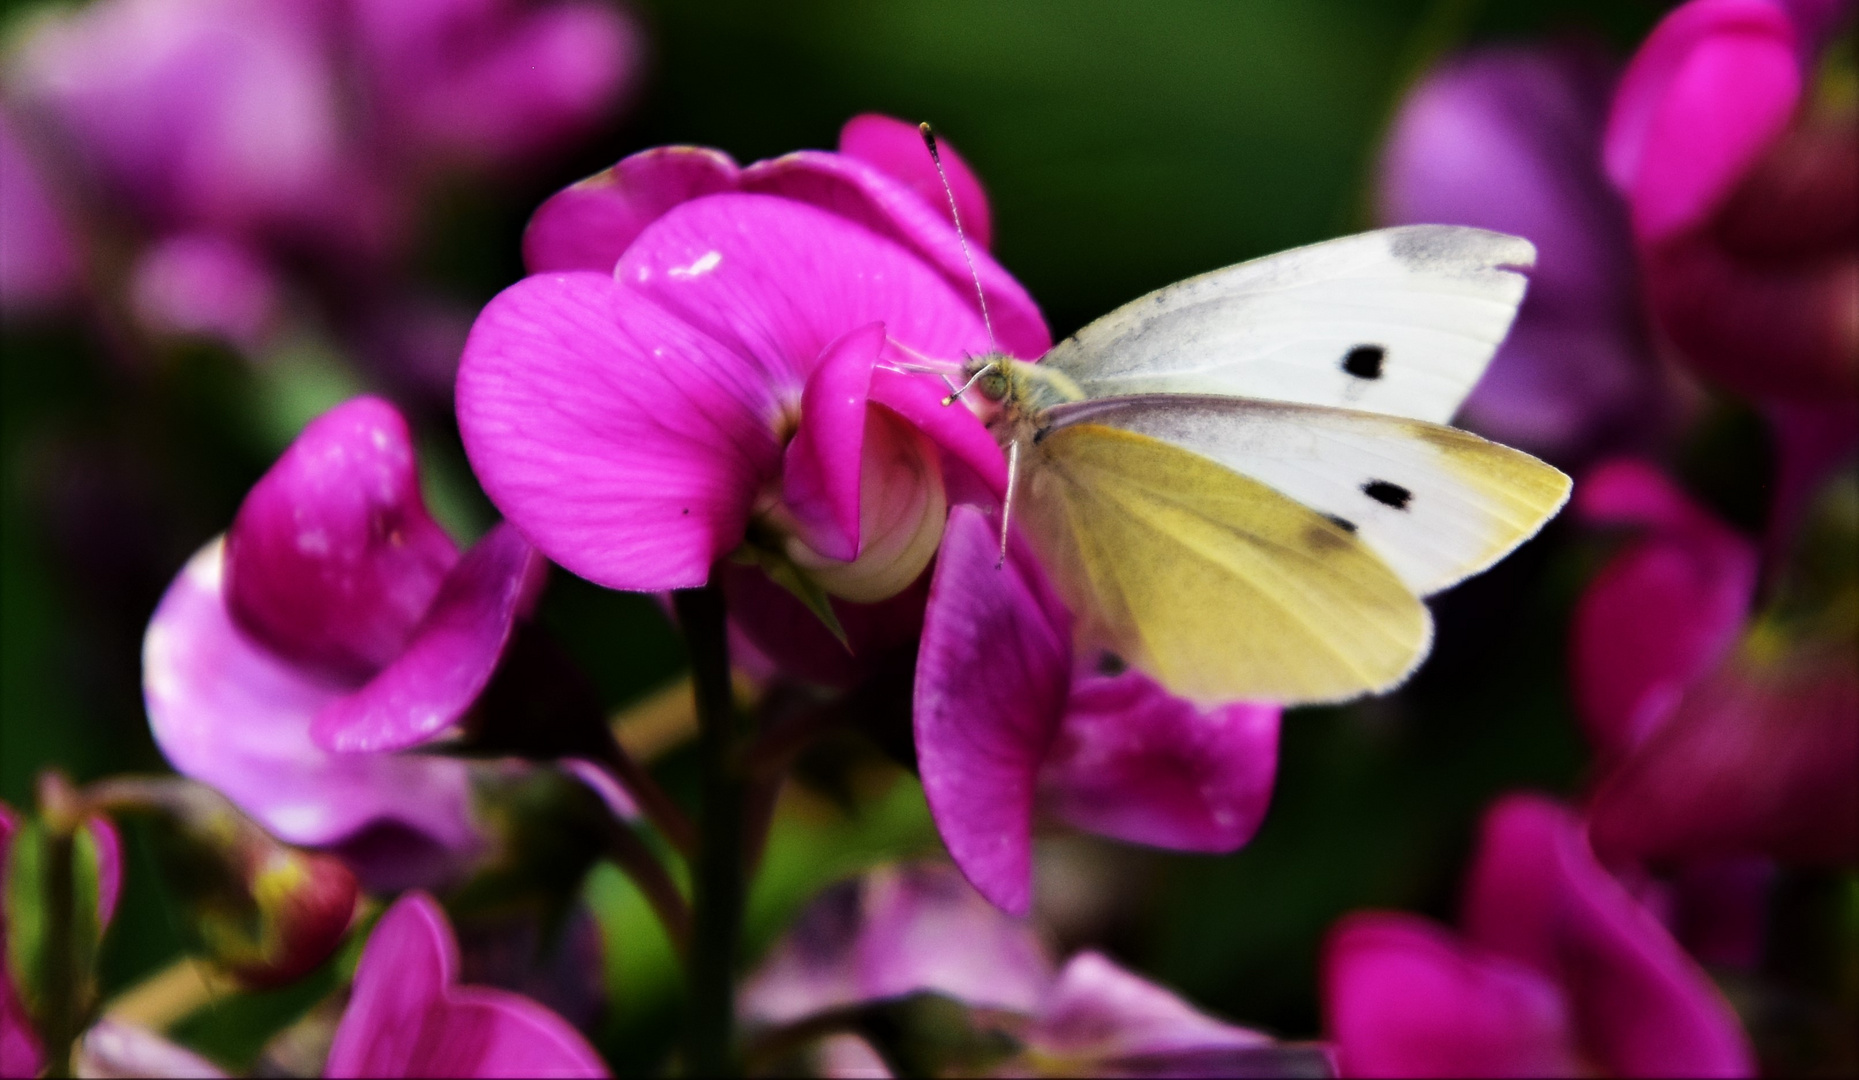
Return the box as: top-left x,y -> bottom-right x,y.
675,582 -> 747,1075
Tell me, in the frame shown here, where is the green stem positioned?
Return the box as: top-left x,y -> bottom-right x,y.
36,774 -> 84,1078
674,583 -> 746,1076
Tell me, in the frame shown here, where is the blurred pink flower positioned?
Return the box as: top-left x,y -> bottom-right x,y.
460,119 -> 1038,615
1569,460 -> 1759,758
142,397 -> 546,877
915,507 -> 1281,915
5,0 -> 642,350
1378,44 -> 1670,462
128,232 -> 279,350
1604,0 -> 1857,402
743,863 -> 1327,1078
1323,793 -> 1753,1078
325,891 -> 607,1078
1570,459 -> 1859,867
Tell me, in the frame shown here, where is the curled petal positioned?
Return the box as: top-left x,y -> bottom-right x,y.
144,539 -> 480,852
1041,674 -> 1280,853
1324,912 -> 1582,1078
782,323 -> 885,564
914,507 -> 1072,914
457,271 -> 778,591
741,863 -> 1053,1028
790,405 -> 949,604
1462,794 -> 1755,1077
1570,461 -> 1758,755
839,113 -> 993,250
225,396 -> 459,684
869,366 -> 1010,498
326,892 -> 607,1078
1027,951 -> 1278,1062
314,523 -> 547,752
739,155 -> 1049,358
522,147 -> 740,275
1604,0 -> 1802,243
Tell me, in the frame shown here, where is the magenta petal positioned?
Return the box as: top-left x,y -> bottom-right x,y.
0,109 -> 80,314
84,815 -> 122,930
1570,461 -> 1757,756
618,193 -> 995,384
144,540 -> 480,852
313,523 -> 546,752
738,155 -> 1049,359
0,808 -> 44,1080
1041,674 -> 1280,853
522,147 -> 741,275
838,114 -> 994,251
326,892 -> 607,1079
914,507 -> 1072,914
1604,0 -> 1802,243
783,323 -> 885,563
868,367 -> 1010,498
225,397 -> 459,684
1462,795 -> 1755,1077
1323,912 -> 1582,1078
457,271 -> 778,592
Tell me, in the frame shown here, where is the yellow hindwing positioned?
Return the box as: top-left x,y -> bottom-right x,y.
1018,424 -> 1433,705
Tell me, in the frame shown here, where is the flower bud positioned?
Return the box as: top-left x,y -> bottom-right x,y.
87,778 -> 356,989
785,406 -> 947,604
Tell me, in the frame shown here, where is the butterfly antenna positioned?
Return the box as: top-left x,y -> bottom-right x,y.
920,122 -> 996,353
940,361 -> 999,406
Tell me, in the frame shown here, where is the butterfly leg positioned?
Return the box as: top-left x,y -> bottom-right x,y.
997,437 -> 1020,568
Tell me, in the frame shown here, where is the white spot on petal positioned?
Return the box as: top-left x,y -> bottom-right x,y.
669,250 -> 722,279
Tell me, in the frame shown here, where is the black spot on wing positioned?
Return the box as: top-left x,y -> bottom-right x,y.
1094,652 -> 1128,676
1342,345 -> 1385,380
1325,514 -> 1358,533
1363,480 -> 1412,510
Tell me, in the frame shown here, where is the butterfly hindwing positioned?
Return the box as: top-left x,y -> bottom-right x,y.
1045,395 -> 1574,596
1018,423 -> 1433,705
1040,226 -> 1535,425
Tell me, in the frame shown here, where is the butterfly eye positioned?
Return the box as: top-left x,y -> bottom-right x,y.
980,369 -> 1010,400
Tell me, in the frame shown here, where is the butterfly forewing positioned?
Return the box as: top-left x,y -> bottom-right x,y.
1019,424 -> 1433,705
1039,226 -> 1534,425
1045,396 -> 1574,596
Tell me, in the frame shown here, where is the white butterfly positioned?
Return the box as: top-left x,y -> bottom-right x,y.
951,225 -> 1571,705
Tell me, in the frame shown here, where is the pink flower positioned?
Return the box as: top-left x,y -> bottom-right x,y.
1604,0 -> 1857,402
1569,460 -> 1759,758
1569,459 -> 1858,866
459,117 -> 1040,612
0,109 -> 81,316
1378,44 -> 1671,462
743,863 -> 1326,1078
1322,794 -> 1753,1078
325,891 -> 607,1078
142,397 -> 546,879
915,507 -> 1281,914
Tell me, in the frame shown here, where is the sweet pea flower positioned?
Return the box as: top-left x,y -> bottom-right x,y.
1323,793 -> 1753,1078
1604,0 -> 1857,402
459,116 -> 1043,621
743,863 -> 1331,1079
325,891 -> 607,1078
0,109 -> 81,317
1378,44 -> 1671,462
1571,459 -> 1859,867
142,397 -> 547,882
915,507 -> 1281,915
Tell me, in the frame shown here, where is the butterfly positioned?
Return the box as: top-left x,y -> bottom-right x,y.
947,225 -> 1572,706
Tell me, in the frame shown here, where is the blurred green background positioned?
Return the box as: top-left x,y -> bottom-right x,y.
3,0 -> 1703,1064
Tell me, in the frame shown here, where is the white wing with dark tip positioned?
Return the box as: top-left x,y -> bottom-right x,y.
1040,226 -> 1535,425
1046,395 -> 1572,595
